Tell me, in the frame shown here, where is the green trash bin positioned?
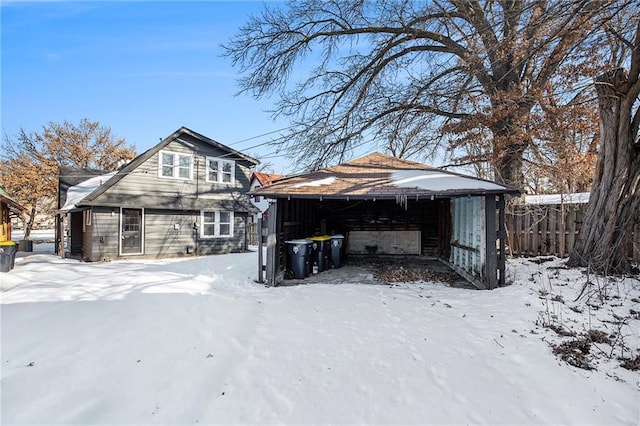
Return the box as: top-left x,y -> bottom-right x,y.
0,241 -> 18,272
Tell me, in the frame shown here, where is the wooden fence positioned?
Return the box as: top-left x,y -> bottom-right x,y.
505,203 -> 640,261
247,222 -> 258,246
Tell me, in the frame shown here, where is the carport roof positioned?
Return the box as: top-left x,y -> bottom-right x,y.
252,152 -> 521,199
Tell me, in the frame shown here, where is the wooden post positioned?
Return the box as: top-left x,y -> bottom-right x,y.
485,195 -> 498,290
265,202 -> 278,287
257,218 -> 264,284
498,195 -> 506,287
56,214 -> 65,258
559,202 -> 566,257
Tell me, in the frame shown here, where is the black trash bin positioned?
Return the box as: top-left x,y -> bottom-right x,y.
285,239 -> 311,279
0,241 -> 18,272
330,234 -> 345,268
309,236 -> 331,273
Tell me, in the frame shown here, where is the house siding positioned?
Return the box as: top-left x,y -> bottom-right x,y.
90,136 -> 253,210
60,129 -> 258,263
82,208 -> 249,261
87,207 -> 120,262
197,212 -> 248,255
143,209 -> 197,258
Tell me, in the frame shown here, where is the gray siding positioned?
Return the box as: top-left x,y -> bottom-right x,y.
88,207 -> 120,262
90,137 -> 254,211
82,212 -> 92,260
143,209 -> 198,258
72,132 -> 256,262
83,207 -> 248,261
196,212 -> 248,255
143,209 -> 248,258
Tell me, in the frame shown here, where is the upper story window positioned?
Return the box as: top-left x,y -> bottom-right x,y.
159,151 -> 192,180
206,157 -> 235,184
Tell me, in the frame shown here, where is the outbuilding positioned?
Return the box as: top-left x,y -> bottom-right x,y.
252,152 -> 520,289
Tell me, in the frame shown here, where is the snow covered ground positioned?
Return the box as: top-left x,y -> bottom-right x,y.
1,245 -> 638,425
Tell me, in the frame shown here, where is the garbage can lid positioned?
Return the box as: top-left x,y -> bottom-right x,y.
331,234 -> 345,239
285,239 -> 312,244
0,240 -> 16,246
308,235 -> 332,241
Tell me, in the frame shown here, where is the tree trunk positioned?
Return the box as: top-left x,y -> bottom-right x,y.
496,140 -> 527,188
24,205 -> 36,240
568,68 -> 640,274
490,114 -> 529,188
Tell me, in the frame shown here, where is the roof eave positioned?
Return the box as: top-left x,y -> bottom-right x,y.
252,189 -> 521,200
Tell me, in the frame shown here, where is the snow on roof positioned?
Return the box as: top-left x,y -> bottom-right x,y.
524,192 -> 590,205
392,170 -> 508,192
291,176 -> 337,188
60,172 -> 117,212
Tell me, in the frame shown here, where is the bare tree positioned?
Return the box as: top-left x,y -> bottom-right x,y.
569,19 -> 640,274
0,119 -> 136,238
524,74 -> 600,193
224,0 -> 619,187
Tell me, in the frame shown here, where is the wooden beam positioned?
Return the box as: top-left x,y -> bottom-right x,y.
265,202 -> 278,287
498,195 -> 506,287
485,195 -> 498,290
257,218 -> 264,284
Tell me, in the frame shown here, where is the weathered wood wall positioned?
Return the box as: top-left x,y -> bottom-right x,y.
269,198 -> 451,282
506,203 -> 640,261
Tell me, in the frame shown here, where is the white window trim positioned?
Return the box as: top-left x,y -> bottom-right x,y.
205,156 -> 235,185
200,210 -> 234,238
158,150 -> 193,180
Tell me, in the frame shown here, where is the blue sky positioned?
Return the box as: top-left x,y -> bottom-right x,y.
1,1 -> 295,173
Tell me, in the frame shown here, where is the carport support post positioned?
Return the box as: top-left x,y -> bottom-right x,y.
257,218 -> 264,284
485,195 -> 498,289
498,195 -> 506,287
56,214 -> 65,258
265,202 -> 278,287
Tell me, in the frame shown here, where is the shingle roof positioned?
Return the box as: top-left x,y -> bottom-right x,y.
251,152 -> 520,199
251,172 -> 285,187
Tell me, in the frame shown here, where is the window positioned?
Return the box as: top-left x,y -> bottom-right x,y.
159,151 -> 192,179
206,157 -> 235,184
201,211 -> 234,238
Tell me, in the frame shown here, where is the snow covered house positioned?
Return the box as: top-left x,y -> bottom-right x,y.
251,152 -> 520,289
57,127 -> 258,261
